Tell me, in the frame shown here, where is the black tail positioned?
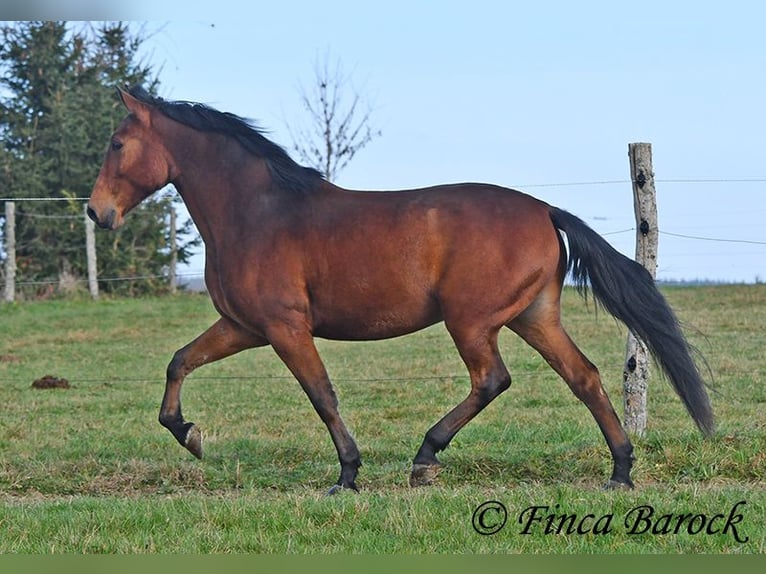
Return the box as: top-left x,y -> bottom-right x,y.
549,206 -> 715,437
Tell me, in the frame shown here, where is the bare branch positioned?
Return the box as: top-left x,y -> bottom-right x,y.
285,51 -> 380,181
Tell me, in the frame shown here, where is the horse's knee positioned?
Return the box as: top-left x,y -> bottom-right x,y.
475,371 -> 511,404
166,348 -> 188,381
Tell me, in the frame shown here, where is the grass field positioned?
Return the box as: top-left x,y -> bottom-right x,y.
0,285 -> 764,553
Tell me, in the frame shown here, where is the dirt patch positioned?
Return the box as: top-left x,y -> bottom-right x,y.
0,354 -> 22,363
31,375 -> 70,390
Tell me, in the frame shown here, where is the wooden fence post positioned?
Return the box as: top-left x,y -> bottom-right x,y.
3,201 -> 16,303
169,205 -> 177,294
84,203 -> 99,300
623,142 -> 658,437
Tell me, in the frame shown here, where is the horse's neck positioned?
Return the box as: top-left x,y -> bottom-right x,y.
168,132 -> 273,246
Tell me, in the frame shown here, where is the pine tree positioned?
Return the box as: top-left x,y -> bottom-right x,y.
0,21 -> 199,297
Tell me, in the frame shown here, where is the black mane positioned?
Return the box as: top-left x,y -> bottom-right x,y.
126,85 -> 323,193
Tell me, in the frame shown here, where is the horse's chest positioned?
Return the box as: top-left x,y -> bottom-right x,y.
204,256 -> 305,330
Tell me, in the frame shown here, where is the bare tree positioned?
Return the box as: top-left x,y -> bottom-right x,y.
287,54 -> 381,181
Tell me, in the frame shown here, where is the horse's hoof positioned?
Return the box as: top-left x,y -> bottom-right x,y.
326,483 -> 358,496
604,479 -> 633,491
184,424 -> 203,459
409,463 -> 441,487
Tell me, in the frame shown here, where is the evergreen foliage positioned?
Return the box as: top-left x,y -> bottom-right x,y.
0,22 -> 199,297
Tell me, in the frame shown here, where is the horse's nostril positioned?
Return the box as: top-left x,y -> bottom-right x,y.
86,206 -> 118,229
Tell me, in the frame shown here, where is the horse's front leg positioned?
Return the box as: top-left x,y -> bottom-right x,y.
159,316 -> 267,458
266,323 -> 362,493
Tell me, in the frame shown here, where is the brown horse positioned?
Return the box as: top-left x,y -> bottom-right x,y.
88,86 -> 714,492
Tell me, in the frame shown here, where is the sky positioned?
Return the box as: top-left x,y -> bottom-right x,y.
8,1 -> 766,282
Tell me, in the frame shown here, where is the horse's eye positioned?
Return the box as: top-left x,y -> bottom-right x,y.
111,139 -> 123,151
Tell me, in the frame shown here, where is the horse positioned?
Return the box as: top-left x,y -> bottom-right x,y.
87,86 -> 714,493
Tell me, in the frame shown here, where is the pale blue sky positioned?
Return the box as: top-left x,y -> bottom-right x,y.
11,0 -> 766,281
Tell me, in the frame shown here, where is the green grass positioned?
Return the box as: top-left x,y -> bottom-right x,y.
0,285 -> 764,553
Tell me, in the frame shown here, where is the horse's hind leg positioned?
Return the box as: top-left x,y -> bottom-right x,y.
509,286 -> 634,488
410,325 -> 511,486
160,316 -> 267,458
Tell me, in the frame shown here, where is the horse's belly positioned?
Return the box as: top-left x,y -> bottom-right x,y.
311,295 -> 442,341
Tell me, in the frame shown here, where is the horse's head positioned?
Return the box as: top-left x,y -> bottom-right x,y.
87,87 -> 177,230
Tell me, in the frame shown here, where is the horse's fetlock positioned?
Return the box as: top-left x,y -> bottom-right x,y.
158,412 -> 179,429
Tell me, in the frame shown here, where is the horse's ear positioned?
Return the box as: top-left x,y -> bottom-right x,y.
116,86 -> 151,125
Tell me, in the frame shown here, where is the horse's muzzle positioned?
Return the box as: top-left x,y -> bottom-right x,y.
86,205 -> 117,230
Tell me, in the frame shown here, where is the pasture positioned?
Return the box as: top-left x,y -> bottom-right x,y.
0,285 -> 764,553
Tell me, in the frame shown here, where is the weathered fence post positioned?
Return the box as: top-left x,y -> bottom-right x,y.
84,203 -> 99,300
3,201 -> 16,302
169,205 -> 177,294
623,142 -> 658,437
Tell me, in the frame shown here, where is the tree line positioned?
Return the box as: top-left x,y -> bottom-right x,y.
0,22 -> 199,297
